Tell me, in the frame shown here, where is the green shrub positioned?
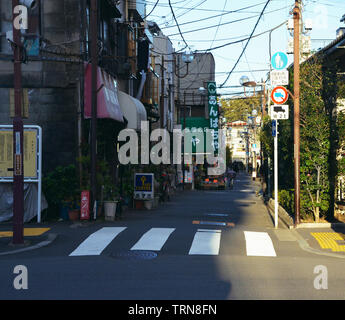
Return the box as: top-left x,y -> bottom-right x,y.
42,164 -> 79,219
278,189 -> 294,217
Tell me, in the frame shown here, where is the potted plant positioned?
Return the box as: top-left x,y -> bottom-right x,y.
103,182 -> 120,221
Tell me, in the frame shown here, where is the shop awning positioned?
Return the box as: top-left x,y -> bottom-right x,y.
84,63 -> 125,123
118,91 -> 147,130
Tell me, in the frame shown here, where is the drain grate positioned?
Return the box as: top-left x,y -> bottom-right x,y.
111,250 -> 157,260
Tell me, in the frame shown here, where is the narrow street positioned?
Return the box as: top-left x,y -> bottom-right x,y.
1,173 -> 345,301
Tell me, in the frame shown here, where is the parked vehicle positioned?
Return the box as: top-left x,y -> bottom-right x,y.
200,175 -> 226,190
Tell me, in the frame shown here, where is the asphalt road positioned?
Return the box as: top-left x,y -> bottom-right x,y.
1,173 -> 345,301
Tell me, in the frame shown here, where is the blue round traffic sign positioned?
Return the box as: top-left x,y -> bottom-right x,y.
271,52 -> 288,70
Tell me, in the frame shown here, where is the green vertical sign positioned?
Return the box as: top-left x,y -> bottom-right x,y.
207,82 -> 218,155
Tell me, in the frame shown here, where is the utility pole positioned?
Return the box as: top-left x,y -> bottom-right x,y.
293,0 -> 301,226
12,0 -> 24,244
260,81 -> 266,177
90,0 -> 98,220
160,56 -> 165,129
183,90 -> 186,191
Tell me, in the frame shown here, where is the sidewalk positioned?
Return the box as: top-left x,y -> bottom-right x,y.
250,174 -> 345,259
0,224 -> 57,256
0,185 -> 190,256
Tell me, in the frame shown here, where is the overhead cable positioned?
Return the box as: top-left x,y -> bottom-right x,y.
166,5 -> 290,37
168,0 -> 190,50
219,0 -> 276,88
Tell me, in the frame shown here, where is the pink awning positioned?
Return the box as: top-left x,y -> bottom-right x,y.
84,63 -> 124,122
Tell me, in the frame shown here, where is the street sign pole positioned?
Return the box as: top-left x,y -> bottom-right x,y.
12,0 -> 24,244
274,120 -> 278,229
90,0 -> 98,220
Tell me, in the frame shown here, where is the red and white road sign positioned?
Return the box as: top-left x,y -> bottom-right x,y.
271,86 -> 289,104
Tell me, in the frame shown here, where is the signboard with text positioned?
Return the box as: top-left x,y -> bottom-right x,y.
271,105 -> 289,120
0,128 -> 38,179
134,173 -> 154,200
270,70 -> 289,86
181,117 -> 213,154
207,81 -> 219,155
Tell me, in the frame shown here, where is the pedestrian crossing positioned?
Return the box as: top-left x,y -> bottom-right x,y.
189,229 -> 222,255
69,227 -> 278,258
69,227 -> 126,256
131,228 -> 175,251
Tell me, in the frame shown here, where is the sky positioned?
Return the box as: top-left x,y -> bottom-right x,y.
145,0 -> 345,97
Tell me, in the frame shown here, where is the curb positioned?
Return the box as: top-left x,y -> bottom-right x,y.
290,229 -> 345,259
0,233 -> 58,256
293,222 -> 345,229
264,200 -> 345,259
266,198 -> 294,228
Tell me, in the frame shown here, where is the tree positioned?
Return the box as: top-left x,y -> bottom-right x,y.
299,57 -> 331,222
220,96 -> 261,123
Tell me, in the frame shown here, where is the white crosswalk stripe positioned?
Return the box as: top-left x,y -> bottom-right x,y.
131,228 -> 176,251
244,231 -> 277,257
69,227 -> 126,256
68,227 -> 278,257
189,229 -> 222,255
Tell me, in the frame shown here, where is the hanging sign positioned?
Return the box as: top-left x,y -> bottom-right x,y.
207,81 -> 219,155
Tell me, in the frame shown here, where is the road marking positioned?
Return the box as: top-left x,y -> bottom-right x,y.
0,228 -> 50,238
131,228 -> 175,251
311,232 -> 345,252
189,229 -> 222,255
193,220 -> 235,227
244,231 -> 276,257
69,227 -> 126,256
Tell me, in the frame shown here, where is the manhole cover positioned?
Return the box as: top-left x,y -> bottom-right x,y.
111,250 -> 157,260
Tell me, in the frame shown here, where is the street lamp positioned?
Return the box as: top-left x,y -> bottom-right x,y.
239,75 -> 260,97
175,50 -> 194,79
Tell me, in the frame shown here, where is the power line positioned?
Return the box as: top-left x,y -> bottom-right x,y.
143,0 -> 160,19
183,0 -> 228,91
160,1 -> 268,29
220,0 -> 273,88
194,21 -> 286,53
168,0 -> 190,50
166,5 -> 290,37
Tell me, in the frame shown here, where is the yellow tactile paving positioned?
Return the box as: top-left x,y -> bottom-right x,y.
311,232 -> 345,252
0,228 -> 50,238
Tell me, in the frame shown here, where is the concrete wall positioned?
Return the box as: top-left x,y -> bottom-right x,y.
0,87 -> 78,174
0,0 -> 82,173
177,52 -> 215,105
